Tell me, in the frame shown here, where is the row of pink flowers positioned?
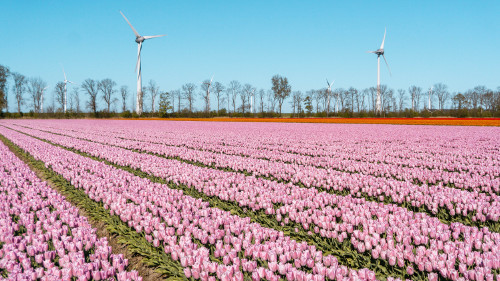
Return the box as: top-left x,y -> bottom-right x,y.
13,121 -> 499,223
2,123 -> 499,280
0,140 -> 139,281
29,120 -> 498,194
0,127 -> 375,281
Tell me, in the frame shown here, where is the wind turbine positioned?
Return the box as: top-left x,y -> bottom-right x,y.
326,79 -> 335,115
368,28 -> 391,113
250,88 -> 256,114
62,65 -> 76,113
428,86 -> 433,111
203,75 -> 214,112
120,11 -> 165,115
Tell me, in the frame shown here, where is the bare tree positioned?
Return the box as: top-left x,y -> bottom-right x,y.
27,77 -> 46,113
82,79 -> 99,115
397,89 -> 406,112
408,85 -> 422,111
240,84 -> 254,113
352,88 -> 362,113
367,87 -> 377,112
338,88 -> 348,113
359,89 -> 368,112
347,87 -> 357,113
12,72 -> 26,114
120,86 -> 129,112
319,89 -> 329,114
54,82 -> 66,112
379,85 -> 390,112
290,91 -> 298,117
225,88 -> 231,113
0,65 -> 9,112
382,87 -> 394,112
182,83 -> 196,113
98,79 -> 116,113
257,89 -> 265,114
72,87 -> 80,113
171,89 -> 176,113
291,91 -> 303,117
200,79 -> 212,113
307,90 -> 320,113
228,80 -> 241,113
146,80 -> 160,113
213,82 -> 225,114
482,89 -> 496,111
68,89 -> 74,112
471,86 -> 487,110
172,89 -> 182,113
432,83 -> 448,111
266,89 -> 276,113
271,75 -> 291,116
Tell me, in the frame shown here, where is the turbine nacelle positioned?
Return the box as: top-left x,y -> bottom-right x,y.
373,49 -> 384,56
135,36 -> 145,44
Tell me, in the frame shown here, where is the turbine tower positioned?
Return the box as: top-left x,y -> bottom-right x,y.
120,11 -> 165,115
368,28 -> 391,113
250,88 -> 256,114
326,79 -> 335,115
62,65 -> 75,113
428,86 -> 433,111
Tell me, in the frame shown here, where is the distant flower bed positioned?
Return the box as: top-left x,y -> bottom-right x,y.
113,117 -> 500,126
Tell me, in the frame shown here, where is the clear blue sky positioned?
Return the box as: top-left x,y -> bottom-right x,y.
1,1 -> 499,112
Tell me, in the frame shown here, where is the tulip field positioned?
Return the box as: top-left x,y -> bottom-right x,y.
0,120 -> 499,281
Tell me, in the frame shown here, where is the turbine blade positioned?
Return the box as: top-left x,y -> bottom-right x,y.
367,51 -> 376,53
210,75 -> 214,83
144,35 -> 166,40
120,11 -> 140,37
61,65 -> 67,80
326,78 -> 330,87
380,28 -> 386,50
382,54 -> 392,76
135,42 -> 142,72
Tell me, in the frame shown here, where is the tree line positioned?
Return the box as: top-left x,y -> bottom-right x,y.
1,64 -> 499,118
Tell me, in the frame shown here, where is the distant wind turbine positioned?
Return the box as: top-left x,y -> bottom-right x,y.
120,11 -> 165,115
368,28 -> 391,114
326,79 -> 335,115
428,86 -> 433,111
250,88 -> 256,114
61,65 -> 76,113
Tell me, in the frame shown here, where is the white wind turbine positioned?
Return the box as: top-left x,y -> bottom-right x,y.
250,88 -> 256,114
62,65 -> 76,113
326,79 -> 335,114
368,28 -> 391,113
428,86 -> 433,111
120,11 -> 165,115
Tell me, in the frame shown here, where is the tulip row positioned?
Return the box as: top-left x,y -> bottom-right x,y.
0,127 -> 377,281
0,139 -> 140,280
17,120 -> 499,197
3,124 -> 500,280
8,122 -> 500,231
25,119 -> 499,178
